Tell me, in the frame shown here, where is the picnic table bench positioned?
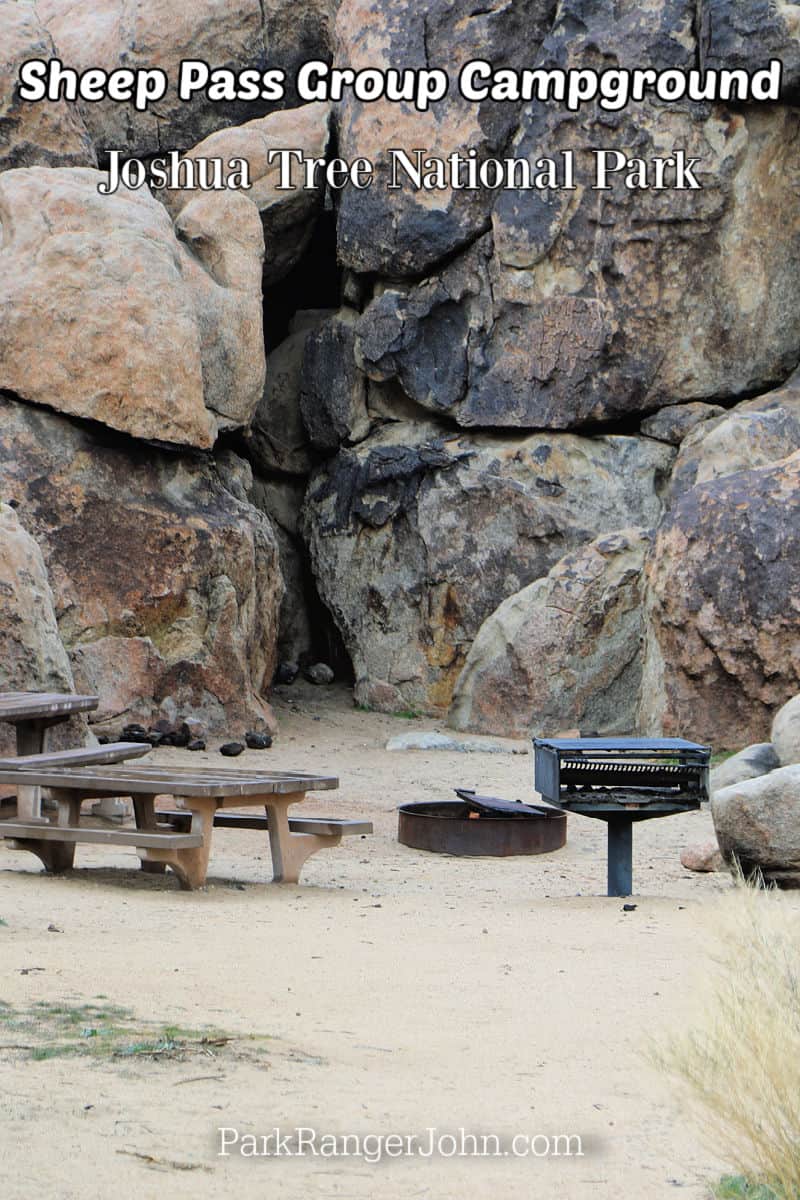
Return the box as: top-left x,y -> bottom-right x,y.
0,764 -> 368,889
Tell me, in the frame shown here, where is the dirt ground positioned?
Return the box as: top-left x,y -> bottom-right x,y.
1,683 -> 781,1199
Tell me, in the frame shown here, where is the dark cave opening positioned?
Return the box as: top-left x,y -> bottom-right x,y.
262,206 -> 342,354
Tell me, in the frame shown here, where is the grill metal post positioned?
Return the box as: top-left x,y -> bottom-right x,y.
607,819 -> 633,897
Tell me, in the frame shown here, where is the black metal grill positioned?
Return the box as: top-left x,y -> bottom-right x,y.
533,738 -> 711,896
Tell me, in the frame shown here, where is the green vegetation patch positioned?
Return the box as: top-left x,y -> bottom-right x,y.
0,999 -> 269,1063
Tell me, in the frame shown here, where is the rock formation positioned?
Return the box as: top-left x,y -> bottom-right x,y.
304,427 -> 672,713
640,452 -> 800,749
449,530 -> 650,739
0,397 -> 282,734
1,0 -> 799,748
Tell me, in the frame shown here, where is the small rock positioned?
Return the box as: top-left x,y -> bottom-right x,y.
47,924 -> 63,933
680,842 -> 725,873
622,904 -> 637,912
712,765 -> 800,877
96,734 -> 110,745
179,717 -> 206,741
304,662 -> 335,685
152,718 -> 175,735
275,662 -> 300,685
171,729 -> 190,748
245,732 -> 273,750
220,742 -> 245,758
640,401 -> 725,445
187,738 -> 206,752
121,724 -> 150,743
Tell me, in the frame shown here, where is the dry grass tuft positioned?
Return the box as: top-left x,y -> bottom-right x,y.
655,878 -> 800,1198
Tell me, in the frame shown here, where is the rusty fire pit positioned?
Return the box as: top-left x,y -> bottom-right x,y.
397,790 -> 567,857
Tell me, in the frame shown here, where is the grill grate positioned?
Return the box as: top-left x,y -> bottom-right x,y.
532,737 -> 712,896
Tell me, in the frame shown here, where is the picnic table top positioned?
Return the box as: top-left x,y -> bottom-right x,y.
0,764 -> 339,798
0,692 -> 99,723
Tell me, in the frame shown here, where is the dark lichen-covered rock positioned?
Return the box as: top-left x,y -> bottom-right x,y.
338,0 -> 800,431
704,0 -> 800,98
640,451 -> 800,748
301,310 -> 369,452
334,0 -> 554,276
304,422 -> 673,714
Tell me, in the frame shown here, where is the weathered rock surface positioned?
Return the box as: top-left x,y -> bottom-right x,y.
680,842 -> 725,873
640,451 -> 800,749
449,530 -> 650,739
705,0 -> 800,97
0,503 -> 75,696
337,0 -> 800,430
301,310 -> 369,452
252,475 -> 315,664
0,397 -> 282,735
640,403 -> 726,446
164,103 -> 332,285
668,371 -> 800,498
0,168 -> 265,445
712,765 -> 800,880
335,0 -> 554,276
248,332 -> 317,476
772,694 -> 800,767
0,502 -> 79,755
36,0 -> 311,158
710,743 -> 781,792
0,1 -> 96,172
304,423 -> 673,714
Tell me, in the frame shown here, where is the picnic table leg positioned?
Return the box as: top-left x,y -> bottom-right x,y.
10,788 -> 81,874
132,795 -> 167,875
14,719 -> 47,823
139,796 -> 216,890
265,794 -> 343,884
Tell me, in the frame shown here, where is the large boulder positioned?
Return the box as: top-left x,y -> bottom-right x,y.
0,502 -> 78,755
448,530 -> 650,739
0,1 -> 96,172
772,694 -> 800,767
334,0 -> 554,276
304,423 -> 673,714
0,503 -> 74,693
668,371 -> 800,499
0,168 -> 265,446
335,0 -> 800,430
35,0 -> 334,158
710,743 -> 780,792
164,103 -> 332,285
640,451 -> 800,749
712,766 -> 800,885
0,397 -> 283,735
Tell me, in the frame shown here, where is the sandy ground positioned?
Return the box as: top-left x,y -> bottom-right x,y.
1,683 -> 786,1200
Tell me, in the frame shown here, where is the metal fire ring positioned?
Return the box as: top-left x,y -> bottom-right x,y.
397,800 -> 567,858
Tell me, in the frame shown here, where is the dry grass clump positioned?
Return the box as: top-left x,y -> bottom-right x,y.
655,878 -> 800,1199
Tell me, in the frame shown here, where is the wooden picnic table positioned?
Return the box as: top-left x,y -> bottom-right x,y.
0,764 -> 362,889
0,691 -> 99,821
